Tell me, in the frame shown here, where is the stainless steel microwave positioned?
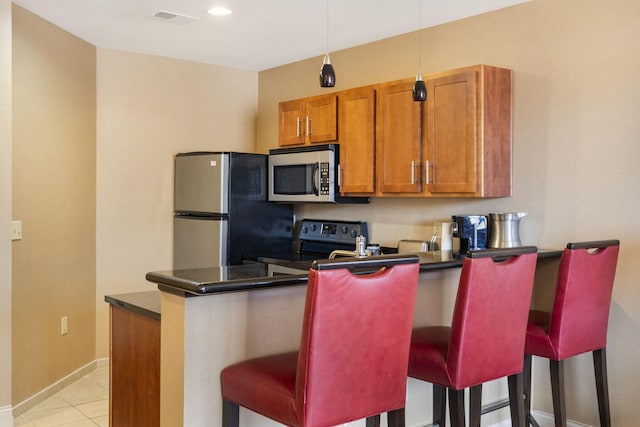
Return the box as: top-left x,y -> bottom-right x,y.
268,144 -> 369,204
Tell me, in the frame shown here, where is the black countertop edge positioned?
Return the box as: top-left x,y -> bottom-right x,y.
146,249 -> 563,297
535,249 -> 564,259
105,291 -> 161,320
150,273 -> 309,297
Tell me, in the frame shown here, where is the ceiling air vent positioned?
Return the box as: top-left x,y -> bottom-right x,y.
147,10 -> 200,25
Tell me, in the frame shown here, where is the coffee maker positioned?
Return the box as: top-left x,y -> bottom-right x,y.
451,215 -> 488,255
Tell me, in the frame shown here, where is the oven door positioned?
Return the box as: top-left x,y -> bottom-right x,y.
268,146 -> 335,203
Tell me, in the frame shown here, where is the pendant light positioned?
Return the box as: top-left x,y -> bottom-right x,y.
319,0 -> 336,87
412,0 -> 427,101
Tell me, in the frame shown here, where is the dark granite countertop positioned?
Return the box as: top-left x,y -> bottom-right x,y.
105,291 -> 161,320
145,249 -> 562,297
145,262 -> 310,296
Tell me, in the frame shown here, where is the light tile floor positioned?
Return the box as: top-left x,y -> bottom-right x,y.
14,366 -> 109,427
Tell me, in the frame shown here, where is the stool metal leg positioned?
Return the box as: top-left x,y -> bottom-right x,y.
508,372 -> 525,427
448,389 -> 465,427
222,398 -> 240,427
550,359 -> 566,427
387,408 -> 406,427
469,384 -> 482,427
433,384 -> 447,427
523,354 -> 533,426
593,348 -> 612,427
366,414 -> 381,427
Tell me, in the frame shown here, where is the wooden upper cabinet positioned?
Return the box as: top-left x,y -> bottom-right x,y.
276,64 -> 512,198
278,94 -> 337,146
338,87 -> 375,194
279,100 -> 304,146
424,65 -> 512,197
375,80 -> 422,194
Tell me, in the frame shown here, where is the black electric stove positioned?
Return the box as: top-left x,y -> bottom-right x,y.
248,219 -> 369,269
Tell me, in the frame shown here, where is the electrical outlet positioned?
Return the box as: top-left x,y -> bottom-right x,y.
11,221 -> 22,241
61,317 -> 68,335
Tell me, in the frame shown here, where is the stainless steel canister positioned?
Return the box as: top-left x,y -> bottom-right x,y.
488,213 -> 527,248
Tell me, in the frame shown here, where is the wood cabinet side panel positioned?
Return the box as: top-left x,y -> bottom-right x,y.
480,66 -> 512,197
110,305 -> 161,427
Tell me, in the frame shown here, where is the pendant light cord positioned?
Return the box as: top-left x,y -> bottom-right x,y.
325,0 -> 330,55
417,0 -> 422,72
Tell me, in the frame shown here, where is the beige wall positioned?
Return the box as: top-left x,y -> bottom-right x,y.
258,0 -> 640,425
1,0 -> 12,419
95,50 -> 258,358
11,5 -> 96,404
9,5 -> 259,407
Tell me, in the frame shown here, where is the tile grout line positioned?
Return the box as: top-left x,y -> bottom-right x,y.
14,366 -> 109,426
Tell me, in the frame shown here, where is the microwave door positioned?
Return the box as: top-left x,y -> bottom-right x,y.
272,164 -> 316,196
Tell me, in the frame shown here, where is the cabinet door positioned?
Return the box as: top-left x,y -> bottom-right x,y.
279,99 -> 304,146
306,94 -> 337,144
376,80 -> 422,193
338,88 -> 375,193
425,69 -> 478,194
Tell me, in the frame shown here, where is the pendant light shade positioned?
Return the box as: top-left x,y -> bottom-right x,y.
412,72 -> 427,102
320,0 -> 335,87
320,53 -> 336,87
412,0 -> 426,102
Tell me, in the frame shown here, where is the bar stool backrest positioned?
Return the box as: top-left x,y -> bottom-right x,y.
549,240 -> 620,359
448,247 -> 538,389
295,255 -> 420,426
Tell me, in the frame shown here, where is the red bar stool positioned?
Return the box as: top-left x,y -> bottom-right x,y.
524,240 -> 620,427
405,246 -> 539,427
220,254 -> 420,427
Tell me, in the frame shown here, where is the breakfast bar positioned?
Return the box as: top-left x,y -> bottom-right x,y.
131,249 -> 562,426
144,249 -> 561,295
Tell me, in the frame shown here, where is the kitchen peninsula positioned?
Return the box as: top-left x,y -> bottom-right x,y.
115,249 -> 561,426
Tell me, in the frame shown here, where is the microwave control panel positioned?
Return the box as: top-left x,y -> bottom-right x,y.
319,162 -> 330,195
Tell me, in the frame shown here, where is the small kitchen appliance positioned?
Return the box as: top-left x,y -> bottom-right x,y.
268,144 -> 370,204
433,222 -> 453,251
451,215 -> 488,255
488,212 -> 527,248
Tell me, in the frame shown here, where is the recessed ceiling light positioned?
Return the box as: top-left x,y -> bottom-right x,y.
208,7 -> 232,17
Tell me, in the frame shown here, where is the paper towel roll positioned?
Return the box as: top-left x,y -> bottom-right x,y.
439,222 -> 453,250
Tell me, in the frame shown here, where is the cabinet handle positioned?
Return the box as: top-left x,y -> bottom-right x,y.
411,161 -> 416,184
306,116 -> 311,136
338,164 -> 342,187
425,160 -> 432,184
296,117 -> 301,137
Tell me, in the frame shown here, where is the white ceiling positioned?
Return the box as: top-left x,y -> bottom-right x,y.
13,0 -> 530,71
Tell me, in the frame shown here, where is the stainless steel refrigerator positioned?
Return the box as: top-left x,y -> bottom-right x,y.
173,152 -> 293,269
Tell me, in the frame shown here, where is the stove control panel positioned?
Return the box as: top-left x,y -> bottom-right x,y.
298,219 -> 368,244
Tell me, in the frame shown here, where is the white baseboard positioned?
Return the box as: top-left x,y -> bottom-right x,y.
488,410 -> 591,427
529,410 -> 591,427
0,405 -> 14,427
12,358 -> 109,418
